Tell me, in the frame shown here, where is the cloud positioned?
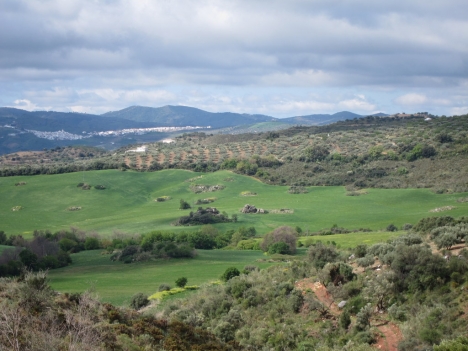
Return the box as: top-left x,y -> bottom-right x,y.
0,0 -> 468,115
450,106 -> 468,115
395,93 -> 428,106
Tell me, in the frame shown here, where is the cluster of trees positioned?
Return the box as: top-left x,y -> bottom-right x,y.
0,160 -> 127,177
173,206 -> 236,226
0,230 -> 72,276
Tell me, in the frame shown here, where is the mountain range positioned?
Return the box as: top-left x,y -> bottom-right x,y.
0,105 -> 380,155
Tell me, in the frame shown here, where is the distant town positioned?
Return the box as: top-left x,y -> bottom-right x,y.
3,125 -> 210,141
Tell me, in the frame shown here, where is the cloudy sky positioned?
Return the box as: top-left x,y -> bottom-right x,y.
1,0 -> 467,117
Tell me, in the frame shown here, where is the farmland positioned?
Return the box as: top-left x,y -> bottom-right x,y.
1,169 -> 467,236
48,249 -> 278,305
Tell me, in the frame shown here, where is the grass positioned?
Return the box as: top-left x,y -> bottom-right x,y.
299,231 -> 405,249
1,169 -> 467,236
48,249 -> 275,306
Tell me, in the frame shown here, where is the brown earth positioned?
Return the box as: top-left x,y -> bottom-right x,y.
374,322 -> 402,351
295,277 -> 403,351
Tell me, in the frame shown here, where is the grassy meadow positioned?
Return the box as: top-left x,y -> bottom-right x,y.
1,169 -> 467,237
48,249 -> 276,305
298,230 -> 405,248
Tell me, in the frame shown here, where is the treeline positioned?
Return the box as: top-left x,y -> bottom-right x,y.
0,160 -> 127,177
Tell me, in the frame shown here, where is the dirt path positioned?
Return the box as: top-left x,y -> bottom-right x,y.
374,322 -> 402,351
295,278 -> 402,351
295,278 -> 340,315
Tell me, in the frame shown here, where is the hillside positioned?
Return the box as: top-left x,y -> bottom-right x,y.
101,105 -> 277,128
2,114 -> 468,194
281,111 -> 363,125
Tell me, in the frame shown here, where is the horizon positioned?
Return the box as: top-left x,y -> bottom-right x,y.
1,104 -> 402,119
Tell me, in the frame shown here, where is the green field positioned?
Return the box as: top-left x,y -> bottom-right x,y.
1,169 -> 467,236
48,249 -> 276,305
299,231 -> 405,248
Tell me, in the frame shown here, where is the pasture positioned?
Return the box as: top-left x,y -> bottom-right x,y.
1,169 -> 467,236
48,249 -> 276,305
299,231 -> 405,248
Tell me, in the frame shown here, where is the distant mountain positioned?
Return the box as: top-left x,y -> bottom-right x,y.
101,105 -> 276,128
280,111 -> 363,126
0,108 -> 154,134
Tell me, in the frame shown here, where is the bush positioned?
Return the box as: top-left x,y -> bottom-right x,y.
221,267 -> 240,282
386,224 -> 398,232
158,283 -> 171,292
308,242 -> 339,269
130,292 -> 149,310
175,277 -> 188,288
260,226 -> 297,254
268,242 -> 291,255
179,199 -> 191,210
84,237 -> 100,250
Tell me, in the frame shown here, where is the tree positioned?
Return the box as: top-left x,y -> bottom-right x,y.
308,242 -> 339,269
304,145 -> 329,162
221,267 -> 240,282
175,277 -> 188,288
179,199 -> 191,210
363,271 -> 395,311
260,226 -> 297,254
355,303 -> 373,331
19,249 -> 38,270
0,231 -> 6,245
268,242 -> 291,255
434,232 -> 460,250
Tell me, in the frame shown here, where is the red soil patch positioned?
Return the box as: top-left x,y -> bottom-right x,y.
124,157 -> 131,167
145,154 -> 153,167
135,155 -> 143,168
295,278 -> 340,315
157,153 -> 165,163
168,152 -> 175,164
374,322 -> 402,351
296,278 -> 402,351
203,149 -> 210,162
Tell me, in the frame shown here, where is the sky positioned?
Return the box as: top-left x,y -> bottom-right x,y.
1,0 -> 467,117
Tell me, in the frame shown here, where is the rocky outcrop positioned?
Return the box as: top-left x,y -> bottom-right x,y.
241,204 -> 266,214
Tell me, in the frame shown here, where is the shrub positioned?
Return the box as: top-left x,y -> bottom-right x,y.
84,237 -> 100,250
94,184 -> 106,190
308,242 -> 339,269
179,199 -> 191,210
386,223 -> 398,232
260,226 -> 297,254
130,292 -> 149,310
158,283 -> 171,292
268,242 -> 291,255
175,277 -> 188,288
221,267 -> 240,282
